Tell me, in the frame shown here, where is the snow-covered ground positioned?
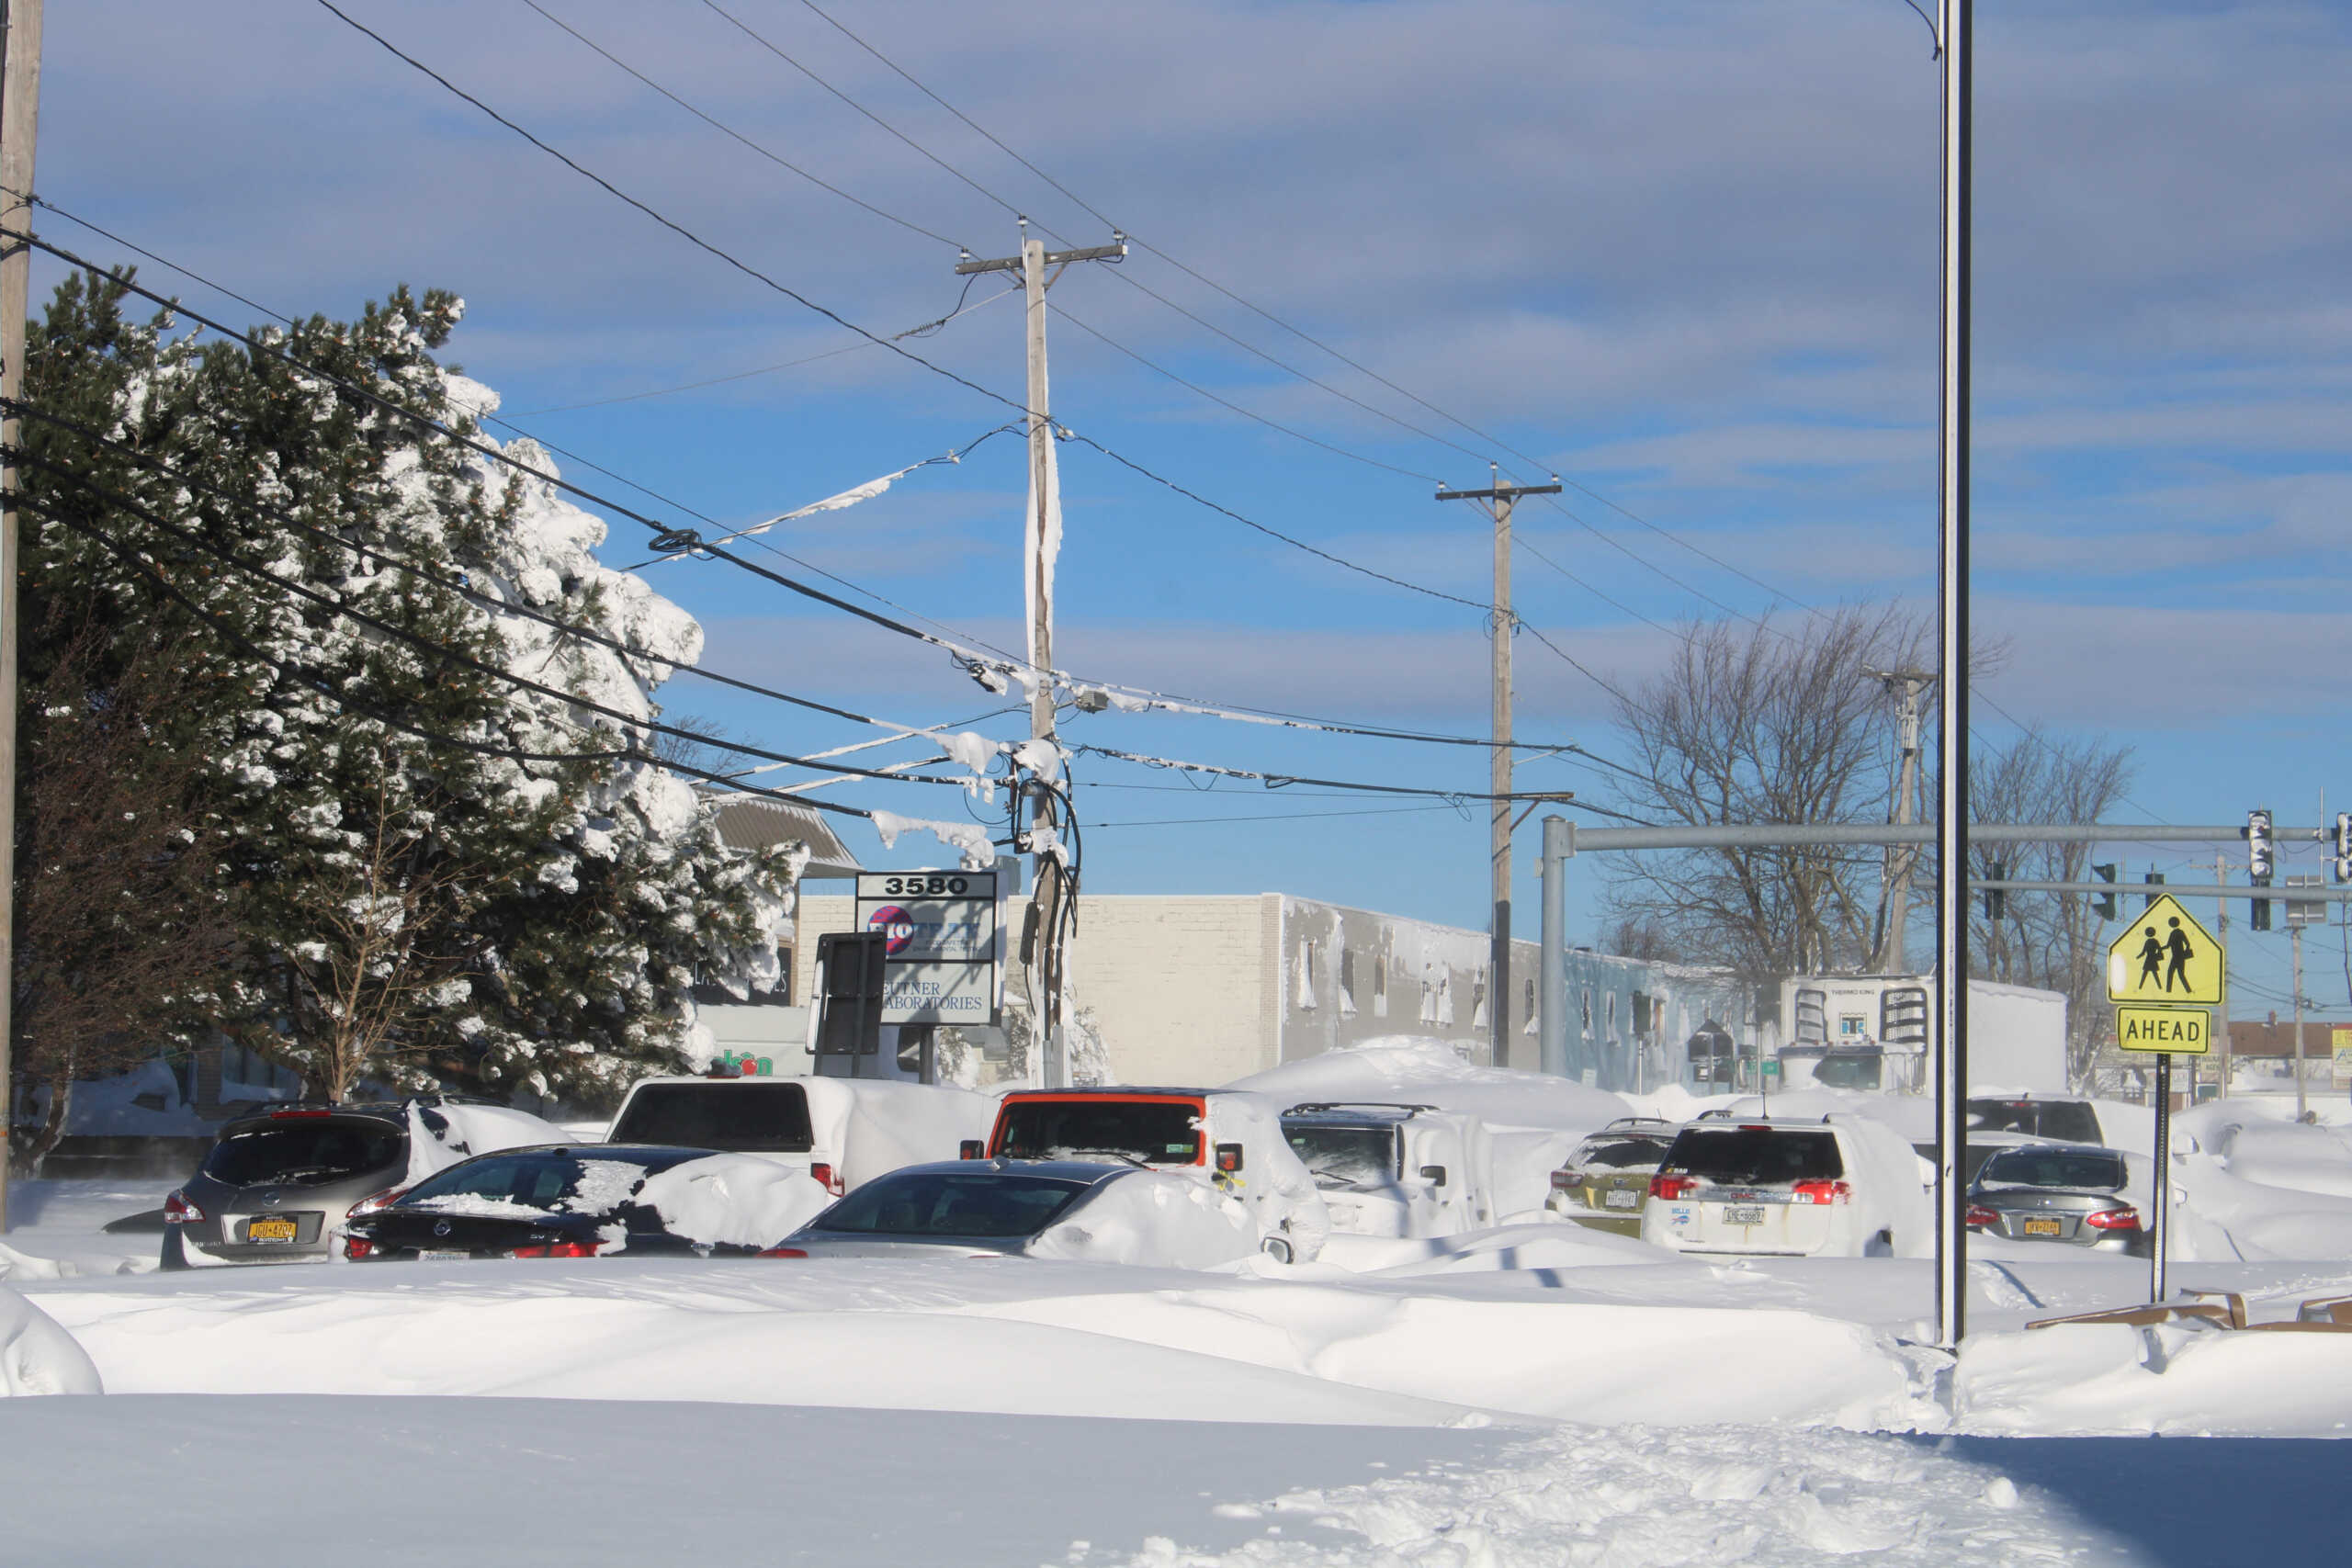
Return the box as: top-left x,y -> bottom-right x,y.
12,1055 -> 2352,1564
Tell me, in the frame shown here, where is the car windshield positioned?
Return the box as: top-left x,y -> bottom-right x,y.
810,1171 -> 1092,1237
200,1121 -> 402,1187
1573,1135 -> 1674,1173
1815,1055 -> 1883,1090
1666,1127 -> 1844,1184
993,1099 -> 1203,1166
1284,1123 -> 1397,1188
1979,1149 -> 2125,1191
608,1083 -> 814,1153
1967,1099 -> 2101,1144
399,1149 -> 691,1215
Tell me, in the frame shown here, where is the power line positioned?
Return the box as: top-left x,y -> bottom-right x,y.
6,397 -> 986,746
1089,804 -> 1464,829
18,450 -> 994,791
309,0 -> 1027,419
1073,740 -> 1651,820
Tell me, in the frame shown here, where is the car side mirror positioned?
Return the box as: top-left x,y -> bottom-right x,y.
1419,1164 -> 1447,1188
959,1140 -> 984,1160
1216,1143 -> 1244,1174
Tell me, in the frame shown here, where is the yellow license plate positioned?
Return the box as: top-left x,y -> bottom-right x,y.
246,1218 -> 299,1244
2022,1217 -> 2062,1237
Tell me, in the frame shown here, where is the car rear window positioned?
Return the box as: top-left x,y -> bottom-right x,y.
810,1171 -> 1091,1237
1665,1127 -> 1844,1184
1967,1099 -> 2101,1145
1978,1149 -> 2125,1191
1284,1123 -> 1398,1187
608,1083 -> 813,1153
1573,1135 -> 1674,1172
993,1098 -> 1203,1166
200,1121 -> 402,1187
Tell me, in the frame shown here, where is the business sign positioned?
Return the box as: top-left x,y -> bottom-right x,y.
2333,1025 -> 2352,1087
2116,1005 -> 2211,1055
855,870 -> 1001,1025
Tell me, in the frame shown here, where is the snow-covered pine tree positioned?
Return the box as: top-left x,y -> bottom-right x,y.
20,271 -> 798,1105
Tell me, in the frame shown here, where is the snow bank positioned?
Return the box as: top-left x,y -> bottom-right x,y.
402,1100 -> 577,1186
638,1154 -> 833,1249
1229,1037 -> 1632,1215
1201,1091 -> 1329,1260
1957,1321 -> 2352,1437
1028,1171 -> 1260,1269
825,1080 -> 1001,1190
0,1285 -> 100,1396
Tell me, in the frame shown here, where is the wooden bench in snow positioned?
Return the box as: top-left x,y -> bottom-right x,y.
2025,1290 -> 2352,1332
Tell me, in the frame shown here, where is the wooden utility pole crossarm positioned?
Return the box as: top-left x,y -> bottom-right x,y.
1435,472 -> 1558,1069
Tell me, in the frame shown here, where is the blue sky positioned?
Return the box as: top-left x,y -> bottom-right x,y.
32,0 -> 2352,1020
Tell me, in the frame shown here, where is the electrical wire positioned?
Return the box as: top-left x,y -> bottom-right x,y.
17,451 -> 991,790
6,396 -> 988,747
1071,741 -> 1650,820
309,0 -> 1028,419
1088,803 -> 1464,829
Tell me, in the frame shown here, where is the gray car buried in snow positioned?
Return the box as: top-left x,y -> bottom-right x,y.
763,1160 -> 1152,1259
1964,1143 -> 2149,1257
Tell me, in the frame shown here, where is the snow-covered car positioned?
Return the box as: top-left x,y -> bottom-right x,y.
605,1074 -> 997,1198
1545,1118 -> 1679,1235
342,1144 -> 832,1260
978,1089 -> 1329,1262
1964,1143 -> 2148,1256
765,1159 -> 1265,1268
2209,1120 -> 2352,1199
1966,1096 -> 2104,1146
1639,1116 -> 1930,1258
162,1097 -> 571,1269
1279,1102 -> 1498,1238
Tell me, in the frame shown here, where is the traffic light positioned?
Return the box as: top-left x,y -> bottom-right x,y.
2335,812 -> 2351,883
1984,861 -> 2007,922
2092,863 -> 2118,920
2249,807 -> 2275,930
2142,870 -> 2165,911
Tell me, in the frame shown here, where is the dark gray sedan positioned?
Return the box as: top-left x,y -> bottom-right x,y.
163,1104 -> 413,1269
1965,1144 -> 2148,1256
763,1160 -> 1131,1259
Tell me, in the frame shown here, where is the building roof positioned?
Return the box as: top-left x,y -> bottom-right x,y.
705,793 -> 864,880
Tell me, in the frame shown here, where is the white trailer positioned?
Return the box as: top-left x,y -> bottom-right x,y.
1776,974 -> 2067,1097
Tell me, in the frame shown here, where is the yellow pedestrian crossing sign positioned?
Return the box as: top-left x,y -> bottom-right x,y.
2106,895 -> 2223,1006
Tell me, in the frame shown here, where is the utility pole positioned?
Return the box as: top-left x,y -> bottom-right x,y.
1867,669 -> 1934,973
1435,468 -> 1558,1068
956,221 -> 1124,1088
2293,919 -> 2308,1121
0,0 -> 43,1229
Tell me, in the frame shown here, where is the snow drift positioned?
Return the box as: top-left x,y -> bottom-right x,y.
0,1285 -> 100,1396
1027,1171 -> 1261,1269
637,1155 -> 834,1250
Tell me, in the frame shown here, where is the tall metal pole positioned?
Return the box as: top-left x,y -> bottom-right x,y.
1490,480 -> 1514,1067
2214,854 -> 2232,1101
1540,816 -> 1568,1077
1932,0 -> 1973,1352
2150,1051 -> 2171,1303
0,0 -> 43,1228
2293,920 -> 2307,1120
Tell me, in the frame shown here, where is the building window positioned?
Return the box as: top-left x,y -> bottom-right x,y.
1524,977 -> 1537,1035
1606,991 -> 1617,1035
1373,955 -> 1388,1017
1295,939 -> 1317,1010
1581,987 -> 1593,1033
1436,972 -> 1455,1027
1339,949 -> 1358,1017
1471,974 -> 1488,1030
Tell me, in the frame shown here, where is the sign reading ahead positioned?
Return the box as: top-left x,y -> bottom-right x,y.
2106,895 -> 2224,1006
2116,1005 -> 2211,1055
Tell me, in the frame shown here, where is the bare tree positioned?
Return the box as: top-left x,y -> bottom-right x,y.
1600,605 -> 1931,983
10,625 -> 230,1174
1966,728 -> 2135,1089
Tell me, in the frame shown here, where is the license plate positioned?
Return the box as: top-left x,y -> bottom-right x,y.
246,1218 -> 299,1244
1724,1205 -> 1766,1226
415,1249 -> 469,1261
1603,1189 -> 1640,1210
2022,1217 -> 2063,1237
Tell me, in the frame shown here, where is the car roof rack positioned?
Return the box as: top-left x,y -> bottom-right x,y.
1283,1101 -> 1439,1117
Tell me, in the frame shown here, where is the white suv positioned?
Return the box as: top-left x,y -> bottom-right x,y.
1639,1116 -> 1925,1258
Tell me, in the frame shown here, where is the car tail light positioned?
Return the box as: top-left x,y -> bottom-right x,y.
1650,1174 -> 1696,1201
344,1236 -> 375,1259
2083,1207 -> 2141,1231
163,1190 -> 206,1224
759,1247 -> 808,1258
1791,1179 -> 1852,1206
508,1240 -> 601,1258
1964,1205 -> 1999,1228
809,1163 -> 845,1197
1551,1169 -> 1583,1190
345,1186 -> 409,1220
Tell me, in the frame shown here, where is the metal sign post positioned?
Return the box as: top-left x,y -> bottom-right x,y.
2151,1052 -> 2172,1303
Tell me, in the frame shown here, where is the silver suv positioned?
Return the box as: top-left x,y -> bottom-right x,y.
163,1103 -> 414,1269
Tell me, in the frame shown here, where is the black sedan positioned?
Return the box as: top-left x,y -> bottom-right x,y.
342,1144 -> 750,1261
